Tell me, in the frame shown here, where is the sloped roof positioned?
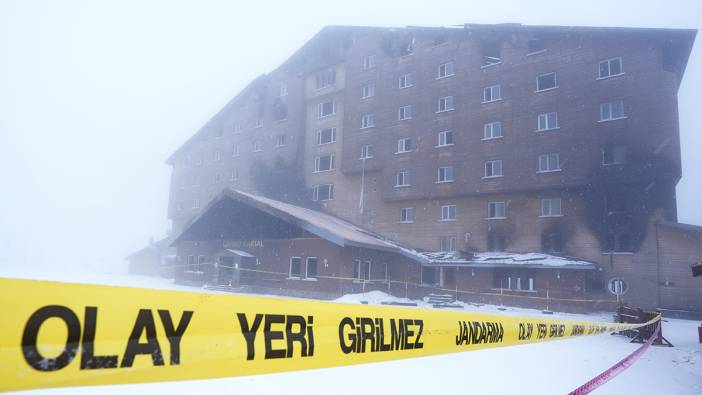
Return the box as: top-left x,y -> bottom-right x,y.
173,189 -> 596,270
658,220 -> 702,234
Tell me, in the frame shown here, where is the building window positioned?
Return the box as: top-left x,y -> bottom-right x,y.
542,229 -> 563,253
488,201 -> 506,219
233,123 -> 243,134
314,154 -> 335,172
305,257 -> 318,279
437,62 -> 455,78
439,236 -> 457,252
232,144 -> 240,157
312,184 -> 334,201
602,146 -> 627,165
214,127 -> 224,138
360,144 -> 373,159
353,260 -> 371,281
484,160 -> 503,178
441,205 -> 456,221
598,57 -> 623,79
487,231 -> 507,252
195,156 -> 203,166
396,171 -> 410,187
600,100 -> 626,121
482,85 -> 502,103
437,166 -> 454,183
437,96 -> 454,112
196,255 -> 206,271
275,134 -> 287,147
318,100 -> 335,118
398,105 -> 413,120
536,72 -> 557,91
361,113 -> 375,129
253,140 -> 263,152
400,207 -> 414,223
317,127 -> 336,145
397,138 -> 412,153
541,198 -> 562,217
538,153 -> 561,172
537,112 -> 558,131
527,38 -> 546,55
230,168 -> 239,182
483,122 -> 503,139
402,37 -> 416,56
362,83 -> 375,99
316,69 -> 336,89
398,73 -> 414,89
289,257 -> 302,278
363,55 -> 375,70
193,198 -> 200,210
212,173 -> 221,184
279,83 -> 288,97
213,150 -> 222,161
254,118 -> 263,128
482,42 -> 502,67
437,130 -> 454,146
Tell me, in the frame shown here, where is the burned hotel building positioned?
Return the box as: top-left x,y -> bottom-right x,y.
159,24 -> 701,312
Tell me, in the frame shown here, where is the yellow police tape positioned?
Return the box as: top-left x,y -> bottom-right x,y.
0,278 -> 659,392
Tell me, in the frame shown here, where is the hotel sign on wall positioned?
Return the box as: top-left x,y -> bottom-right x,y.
223,240 -> 265,248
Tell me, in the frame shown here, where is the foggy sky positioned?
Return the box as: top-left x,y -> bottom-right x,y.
0,0 -> 700,273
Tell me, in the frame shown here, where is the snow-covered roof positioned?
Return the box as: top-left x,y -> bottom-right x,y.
175,189 -> 595,270
412,251 -> 596,270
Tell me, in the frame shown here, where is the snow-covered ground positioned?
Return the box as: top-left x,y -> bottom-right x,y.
2,269 -> 701,395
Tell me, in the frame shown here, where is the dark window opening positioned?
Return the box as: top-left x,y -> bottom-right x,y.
605,232 -> 633,252
541,230 -> 563,253
602,146 -> 627,165
482,42 -> 502,66
487,231 -> 507,252
305,257 -> 318,278
273,100 -> 287,121
492,268 -> 510,289
527,38 -> 545,54
353,259 -> 371,281
289,257 -> 302,277
422,266 -> 439,285
443,267 -> 456,287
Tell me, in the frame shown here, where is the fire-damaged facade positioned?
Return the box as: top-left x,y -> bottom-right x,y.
160,23 -> 702,313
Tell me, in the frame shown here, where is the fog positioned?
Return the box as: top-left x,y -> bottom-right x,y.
0,0 -> 699,274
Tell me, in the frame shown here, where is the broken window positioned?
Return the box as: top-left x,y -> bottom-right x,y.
541,229 -> 563,253
353,259 -> 371,281
527,38 -> 545,54
482,41 -> 502,66
421,266 -> 439,285
487,231 -> 507,252
273,99 -> 287,121
602,146 -> 627,165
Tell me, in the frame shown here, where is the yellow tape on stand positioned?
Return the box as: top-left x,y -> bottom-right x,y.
0,278 -> 658,392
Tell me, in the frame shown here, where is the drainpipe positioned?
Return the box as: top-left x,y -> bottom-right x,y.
655,222 -> 662,308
